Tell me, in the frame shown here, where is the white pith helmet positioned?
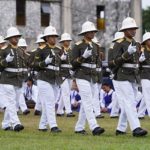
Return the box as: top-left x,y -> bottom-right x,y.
59,33 -> 72,42
119,17 -> 138,32
42,25 -> 59,39
35,34 -> 45,44
5,27 -> 21,40
18,38 -> 27,47
78,21 -> 97,35
112,32 -> 124,42
0,36 -> 6,44
142,32 -> 150,44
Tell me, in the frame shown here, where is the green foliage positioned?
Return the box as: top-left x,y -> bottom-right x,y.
0,111 -> 150,150
142,7 -> 150,33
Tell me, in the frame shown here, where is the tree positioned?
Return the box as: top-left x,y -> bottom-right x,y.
142,7 -> 150,33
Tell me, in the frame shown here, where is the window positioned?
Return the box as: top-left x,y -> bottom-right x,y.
97,6 -> 105,30
16,0 -> 26,26
41,2 -> 50,27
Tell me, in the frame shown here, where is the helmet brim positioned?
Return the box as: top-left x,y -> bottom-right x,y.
119,27 -> 138,32
59,39 -> 72,43
78,30 -> 98,36
4,34 -> 22,40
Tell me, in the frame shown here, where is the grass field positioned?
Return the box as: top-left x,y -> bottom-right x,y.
0,110 -> 150,150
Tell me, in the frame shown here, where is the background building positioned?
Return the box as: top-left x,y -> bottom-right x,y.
0,0 -> 142,58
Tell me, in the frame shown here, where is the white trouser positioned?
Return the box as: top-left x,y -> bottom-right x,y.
0,84 -> 9,109
34,85 -> 42,111
114,81 -> 140,132
0,84 -> 21,129
92,83 -> 101,117
57,95 -> 64,114
57,79 -> 72,114
38,80 -> 58,129
16,82 -> 28,112
75,79 -> 99,131
109,91 -> 120,117
138,98 -> 146,118
141,79 -> 150,117
34,95 -> 42,111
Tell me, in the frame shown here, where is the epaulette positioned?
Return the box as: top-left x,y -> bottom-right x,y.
31,49 -> 37,52
39,45 -> 46,50
75,41 -> 83,45
110,43 -> 115,49
1,45 -> 8,50
56,45 -> 61,49
141,47 -> 145,52
116,38 -> 124,43
25,52 -> 30,56
92,41 -> 101,47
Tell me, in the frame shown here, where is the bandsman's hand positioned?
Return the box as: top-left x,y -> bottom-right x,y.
61,53 -> 67,60
127,44 -> 136,55
45,54 -> 53,65
139,52 -> 146,62
82,47 -> 92,58
69,70 -> 75,77
6,53 -> 14,62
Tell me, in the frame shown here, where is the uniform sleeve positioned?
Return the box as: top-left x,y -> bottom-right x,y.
96,46 -> 103,67
112,42 -> 131,67
71,44 -> 85,70
32,49 -> 47,69
108,48 -> 115,68
0,50 -> 9,67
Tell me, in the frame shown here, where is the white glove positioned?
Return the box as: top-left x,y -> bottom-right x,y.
127,44 -> 136,55
69,70 -> 75,77
139,52 -> 146,62
110,73 -> 114,79
45,55 -> 53,65
82,47 -> 92,58
61,53 -> 67,60
6,53 -> 14,62
106,68 -> 111,73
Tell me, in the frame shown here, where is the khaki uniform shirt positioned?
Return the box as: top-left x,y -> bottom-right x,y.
71,39 -> 102,83
33,43 -> 62,85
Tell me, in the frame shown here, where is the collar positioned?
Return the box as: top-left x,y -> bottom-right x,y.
10,43 -> 18,49
146,45 -> 150,51
47,43 -> 55,49
63,46 -> 70,52
83,38 -> 92,44
125,37 -> 133,43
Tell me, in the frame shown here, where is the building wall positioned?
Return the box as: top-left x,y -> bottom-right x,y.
71,0 -> 131,52
0,0 -> 141,54
0,0 -> 16,36
0,0 -> 61,50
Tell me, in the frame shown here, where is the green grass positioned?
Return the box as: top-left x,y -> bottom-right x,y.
0,110 -> 150,150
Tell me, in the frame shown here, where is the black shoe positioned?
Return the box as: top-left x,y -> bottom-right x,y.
66,113 -> 75,117
138,117 -> 145,120
56,114 -> 64,117
133,127 -> 148,137
38,129 -> 48,132
23,109 -> 30,115
51,127 -> 62,133
96,114 -> 104,119
92,127 -> 105,136
75,130 -> 88,135
14,124 -> 24,132
110,116 -> 119,119
34,110 -> 41,116
116,130 -> 126,135
4,126 -> 13,131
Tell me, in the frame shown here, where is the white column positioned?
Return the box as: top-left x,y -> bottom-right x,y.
62,0 -> 72,34
131,0 -> 142,42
